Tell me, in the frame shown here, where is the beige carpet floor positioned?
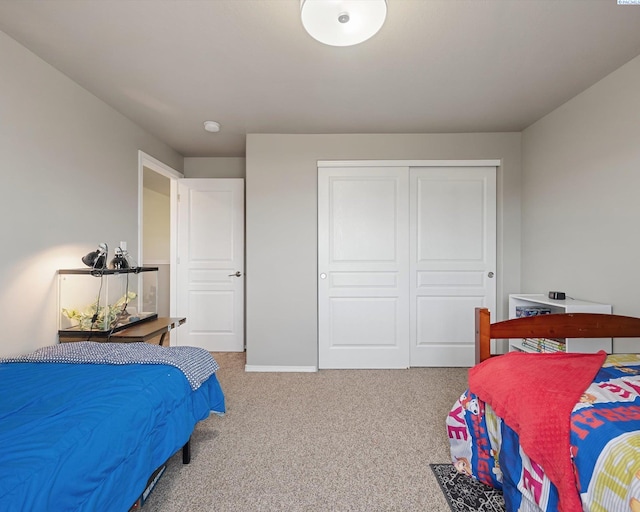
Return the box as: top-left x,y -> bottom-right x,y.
143,352 -> 469,512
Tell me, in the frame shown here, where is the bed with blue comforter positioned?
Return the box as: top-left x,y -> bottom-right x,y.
0,342 -> 225,511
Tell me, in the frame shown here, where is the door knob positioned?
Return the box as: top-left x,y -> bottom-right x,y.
488,272 -> 494,278
228,271 -> 242,277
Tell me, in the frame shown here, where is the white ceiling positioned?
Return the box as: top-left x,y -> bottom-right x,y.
1,0 -> 640,158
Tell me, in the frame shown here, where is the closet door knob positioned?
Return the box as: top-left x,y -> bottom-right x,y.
487,272 -> 494,278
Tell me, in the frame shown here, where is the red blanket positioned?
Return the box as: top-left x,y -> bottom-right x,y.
469,350 -> 606,512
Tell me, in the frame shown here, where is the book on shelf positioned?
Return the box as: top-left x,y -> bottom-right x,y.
521,337 -> 566,353
515,306 -> 553,318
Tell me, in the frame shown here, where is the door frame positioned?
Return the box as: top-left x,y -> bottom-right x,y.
137,151 -> 183,319
318,160 -> 501,168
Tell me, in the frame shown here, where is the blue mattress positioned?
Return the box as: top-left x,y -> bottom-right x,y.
0,361 -> 225,511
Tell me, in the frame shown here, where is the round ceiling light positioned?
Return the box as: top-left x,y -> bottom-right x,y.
203,121 -> 221,133
300,0 -> 387,47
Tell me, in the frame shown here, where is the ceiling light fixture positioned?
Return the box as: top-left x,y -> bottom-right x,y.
300,0 -> 387,47
203,121 -> 221,133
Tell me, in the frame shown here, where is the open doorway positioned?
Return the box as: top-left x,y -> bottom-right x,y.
137,151 -> 183,342
142,167 -> 170,317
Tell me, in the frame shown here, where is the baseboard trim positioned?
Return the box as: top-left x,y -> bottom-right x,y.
244,364 -> 318,373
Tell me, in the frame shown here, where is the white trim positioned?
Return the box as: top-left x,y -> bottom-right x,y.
244,365 -> 318,373
169,180 -> 179,319
317,159 -> 501,168
139,151 -> 184,179
137,151 -> 184,266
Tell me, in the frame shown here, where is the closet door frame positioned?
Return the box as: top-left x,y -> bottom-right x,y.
317,160 -> 500,369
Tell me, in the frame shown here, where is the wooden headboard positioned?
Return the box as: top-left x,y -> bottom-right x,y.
475,307 -> 640,364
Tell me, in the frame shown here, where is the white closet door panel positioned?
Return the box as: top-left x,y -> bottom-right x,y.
417,270 -> 485,288
330,272 -> 398,288
417,179 -> 485,261
319,167 -> 410,369
330,297 -> 398,346
417,297 -> 480,341
410,167 -> 496,367
330,179 -> 398,262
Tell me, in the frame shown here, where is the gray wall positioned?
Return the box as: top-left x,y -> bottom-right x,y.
184,157 -> 246,178
521,54 -> 640,352
0,31 -> 182,357
245,133 -> 522,368
9,19 -> 636,363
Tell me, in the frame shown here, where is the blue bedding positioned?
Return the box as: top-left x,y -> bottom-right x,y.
0,360 -> 225,511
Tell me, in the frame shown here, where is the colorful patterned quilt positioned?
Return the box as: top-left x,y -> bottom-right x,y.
447,354 -> 640,512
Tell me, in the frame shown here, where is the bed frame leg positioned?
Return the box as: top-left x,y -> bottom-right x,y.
182,439 -> 191,464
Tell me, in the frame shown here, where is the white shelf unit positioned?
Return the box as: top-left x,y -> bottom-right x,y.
508,294 -> 612,354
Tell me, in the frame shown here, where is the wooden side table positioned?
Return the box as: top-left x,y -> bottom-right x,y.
59,317 -> 186,346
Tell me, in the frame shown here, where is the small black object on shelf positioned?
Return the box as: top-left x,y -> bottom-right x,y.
82,242 -> 108,270
548,291 -> 566,300
109,248 -> 130,269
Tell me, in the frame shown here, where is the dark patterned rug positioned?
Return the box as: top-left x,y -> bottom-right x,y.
430,464 -> 505,512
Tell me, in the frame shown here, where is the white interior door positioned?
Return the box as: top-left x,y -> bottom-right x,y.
318,167 -> 410,369
176,179 -> 244,351
409,167 -> 496,367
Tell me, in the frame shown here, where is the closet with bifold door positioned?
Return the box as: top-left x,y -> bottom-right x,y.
318,160 -> 498,369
